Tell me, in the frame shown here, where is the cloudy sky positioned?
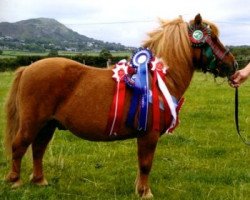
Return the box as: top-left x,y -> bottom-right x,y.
0,0 -> 249,46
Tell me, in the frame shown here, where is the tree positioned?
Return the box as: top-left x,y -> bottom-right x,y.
99,49 -> 112,60
0,50 -> 3,55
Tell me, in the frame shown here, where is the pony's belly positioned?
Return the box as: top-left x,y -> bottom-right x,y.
69,128 -> 137,141
56,117 -> 136,141
55,103 -> 137,141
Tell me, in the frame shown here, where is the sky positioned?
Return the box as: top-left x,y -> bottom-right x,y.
0,0 -> 250,47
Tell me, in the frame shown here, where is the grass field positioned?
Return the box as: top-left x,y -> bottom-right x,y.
0,71 -> 249,199
0,50 -> 131,58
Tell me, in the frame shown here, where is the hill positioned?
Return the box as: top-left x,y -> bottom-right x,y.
0,18 -> 128,52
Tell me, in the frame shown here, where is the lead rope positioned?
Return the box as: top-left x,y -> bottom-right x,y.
235,87 -> 250,145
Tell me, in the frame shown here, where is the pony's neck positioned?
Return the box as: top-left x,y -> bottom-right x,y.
165,60 -> 195,100
142,17 -> 195,99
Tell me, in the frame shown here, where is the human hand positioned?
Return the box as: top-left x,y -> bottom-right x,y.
230,69 -> 249,88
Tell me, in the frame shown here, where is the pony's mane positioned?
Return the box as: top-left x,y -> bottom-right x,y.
143,16 -> 193,98
143,16 -> 192,67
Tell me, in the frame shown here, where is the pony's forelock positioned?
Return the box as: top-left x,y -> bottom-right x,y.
204,20 -> 220,36
189,19 -> 220,36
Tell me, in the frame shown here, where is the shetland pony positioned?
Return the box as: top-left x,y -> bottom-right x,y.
4,14 -> 237,198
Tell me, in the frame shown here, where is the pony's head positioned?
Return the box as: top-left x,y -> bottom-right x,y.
189,14 -> 237,78
143,14 -> 237,79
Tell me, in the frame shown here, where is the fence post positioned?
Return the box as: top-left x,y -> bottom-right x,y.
107,58 -> 111,68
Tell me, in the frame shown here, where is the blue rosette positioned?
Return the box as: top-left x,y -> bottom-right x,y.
131,48 -> 153,68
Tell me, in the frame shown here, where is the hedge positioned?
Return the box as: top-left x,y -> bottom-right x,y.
0,55 -> 128,71
1,55 -> 247,72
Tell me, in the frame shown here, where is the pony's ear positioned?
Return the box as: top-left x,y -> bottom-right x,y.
194,13 -> 202,26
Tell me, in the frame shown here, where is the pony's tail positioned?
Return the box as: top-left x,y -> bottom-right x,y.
4,67 -> 25,157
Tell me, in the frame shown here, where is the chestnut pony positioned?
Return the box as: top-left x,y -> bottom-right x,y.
4,14 -> 237,198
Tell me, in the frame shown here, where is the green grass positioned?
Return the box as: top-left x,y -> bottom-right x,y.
0,71 -> 249,199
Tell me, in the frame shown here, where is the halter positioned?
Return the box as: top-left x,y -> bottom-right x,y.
188,22 -> 230,76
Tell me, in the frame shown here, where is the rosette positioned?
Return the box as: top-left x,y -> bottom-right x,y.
131,48 -> 152,67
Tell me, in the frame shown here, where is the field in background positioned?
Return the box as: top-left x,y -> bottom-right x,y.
0,50 -> 131,58
0,71 -> 249,199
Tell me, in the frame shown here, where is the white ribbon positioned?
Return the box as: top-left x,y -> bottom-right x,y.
156,72 -> 177,132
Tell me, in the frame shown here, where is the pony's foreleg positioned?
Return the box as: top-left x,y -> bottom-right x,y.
135,132 -> 159,199
5,126 -> 37,188
30,121 -> 56,186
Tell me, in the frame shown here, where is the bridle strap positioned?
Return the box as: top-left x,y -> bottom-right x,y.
205,37 -> 229,61
235,87 -> 250,145
199,47 -> 206,72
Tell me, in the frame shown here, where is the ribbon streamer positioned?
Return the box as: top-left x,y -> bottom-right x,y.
151,69 -> 161,131
156,72 -> 177,132
150,58 -> 167,131
150,58 -> 184,133
137,61 -> 149,131
106,61 -> 128,135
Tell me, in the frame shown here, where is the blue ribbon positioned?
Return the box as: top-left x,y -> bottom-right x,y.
126,73 -> 140,128
138,61 -> 149,130
126,48 -> 151,131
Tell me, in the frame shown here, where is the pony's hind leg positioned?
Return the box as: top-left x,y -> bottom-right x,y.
135,131 -> 159,199
5,125 -> 38,188
30,120 -> 56,186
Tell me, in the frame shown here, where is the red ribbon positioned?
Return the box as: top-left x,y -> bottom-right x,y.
106,62 -> 127,135
152,70 -> 161,131
106,81 -> 126,135
151,58 -> 170,132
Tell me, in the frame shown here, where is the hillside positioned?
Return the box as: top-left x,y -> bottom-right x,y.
0,18 -> 128,52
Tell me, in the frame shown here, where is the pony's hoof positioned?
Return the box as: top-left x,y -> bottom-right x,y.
11,179 -> 23,189
136,187 -> 153,199
5,172 -> 19,183
141,189 -> 153,199
35,178 -> 48,186
30,174 -> 48,186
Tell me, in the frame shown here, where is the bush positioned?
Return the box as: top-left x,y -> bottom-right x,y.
48,50 -> 59,57
0,58 -> 17,71
99,49 -> 112,60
